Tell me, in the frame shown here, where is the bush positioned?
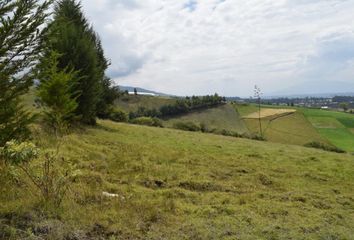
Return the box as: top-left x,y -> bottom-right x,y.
304,141 -> 345,153
173,122 -> 200,132
249,134 -> 266,141
200,123 -> 208,133
130,117 -> 163,127
110,109 -> 128,122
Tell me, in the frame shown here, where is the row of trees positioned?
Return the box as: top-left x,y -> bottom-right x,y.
0,0 -> 119,147
129,94 -> 226,119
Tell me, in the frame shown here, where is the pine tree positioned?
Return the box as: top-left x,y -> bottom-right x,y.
37,51 -> 78,135
43,0 -> 109,125
0,0 -> 52,146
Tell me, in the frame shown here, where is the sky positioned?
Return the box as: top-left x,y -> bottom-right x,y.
81,0 -> 354,97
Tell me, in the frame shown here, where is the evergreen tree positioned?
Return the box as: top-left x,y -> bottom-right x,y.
43,0 -> 109,125
96,76 -> 120,119
36,51 -> 78,135
0,0 -> 52,146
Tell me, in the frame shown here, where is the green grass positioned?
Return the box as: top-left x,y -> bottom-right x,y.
164,104 -> 249,134
244,112 -> 329,146
234,103 -> 259,117
1,120 -> 354,239
317,128 -> 354,152
301,108 -> 354,152
115,95 -> 176,112
306,117 -> 345,129
234,104 -> 328,146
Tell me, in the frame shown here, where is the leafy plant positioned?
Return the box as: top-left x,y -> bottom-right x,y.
0,140 -> 73,209
110,109 -> 128,122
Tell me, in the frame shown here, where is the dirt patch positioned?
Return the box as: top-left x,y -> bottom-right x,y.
244,108 -> 296,119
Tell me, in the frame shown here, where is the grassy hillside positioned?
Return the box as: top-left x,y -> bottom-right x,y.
235,104 -> 329,146
116,96 -> 248,134
115,95 -> 176,112
164,104 -> 249,134
1,120 -> 354,239
301,108 -> 354,152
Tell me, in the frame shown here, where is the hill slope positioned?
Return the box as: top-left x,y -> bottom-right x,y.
164,104 -> 249,134
1,120 -> 354,239
235,104 -> 329,146
115,95 -> 176,112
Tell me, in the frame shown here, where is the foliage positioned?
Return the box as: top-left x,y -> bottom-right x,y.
109,109 -> 128,122
0,141 -> 39,166
160,94 -> 225,117
0,0 -> 52,146
129,106 -> 161,119
173,121 -> 201,132
128,94 -> 225,119
0,139 -> 73,209
96,77 -> 120,119
304,141 -> 346,153
43,0 -> 109,125
130,117 -> 163,127
36,51 -> 79,134
339,102 -> 349,112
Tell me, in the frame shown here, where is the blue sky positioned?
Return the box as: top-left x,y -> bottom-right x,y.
81,0 -> 354,96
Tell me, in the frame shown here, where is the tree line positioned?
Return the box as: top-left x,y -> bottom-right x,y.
129,94 -> 226,119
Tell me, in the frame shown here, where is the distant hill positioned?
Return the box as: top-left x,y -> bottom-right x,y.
118,86 -> 172,97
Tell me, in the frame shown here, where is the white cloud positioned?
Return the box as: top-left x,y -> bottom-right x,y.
81,0 -> 354,96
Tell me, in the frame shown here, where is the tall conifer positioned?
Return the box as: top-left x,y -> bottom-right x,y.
0,0 -> 52,146
43,0 -> 109,124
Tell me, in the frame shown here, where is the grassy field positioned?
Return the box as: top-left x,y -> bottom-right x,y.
301,108 -> 354,152
234,104 -> 329,146
164,104 -> 249,134
1,120 -> 354,239
115,95 -> 176,112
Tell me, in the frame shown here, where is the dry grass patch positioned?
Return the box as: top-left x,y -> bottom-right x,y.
244,108 -> 296,119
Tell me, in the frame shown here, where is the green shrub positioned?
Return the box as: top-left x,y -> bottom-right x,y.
173,121 -> 200,132
200,123 -> 208,133
304,141 -> 345,153
249,134 -> 266,141
110,109 -> 128,122
130,117 -> 163,127
0,141 -> 39,165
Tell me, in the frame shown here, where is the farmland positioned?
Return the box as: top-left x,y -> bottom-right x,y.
301,108 -> 354,152
235,103 -> 354,152
244,108 -> 296,119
